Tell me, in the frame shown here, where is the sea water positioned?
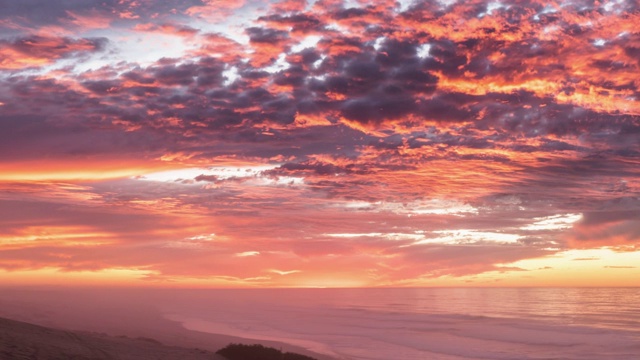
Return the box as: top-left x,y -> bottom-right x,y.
159,288 -> 640,360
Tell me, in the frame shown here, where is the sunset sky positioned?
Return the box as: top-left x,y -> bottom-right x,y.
0,0 -> 638,288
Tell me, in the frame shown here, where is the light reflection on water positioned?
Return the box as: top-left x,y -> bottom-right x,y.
198,288 -> 640,333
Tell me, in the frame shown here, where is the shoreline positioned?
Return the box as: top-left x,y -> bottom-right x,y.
0,288 -> 340,360
0,310 -> 339,360
163,313 -> 341,360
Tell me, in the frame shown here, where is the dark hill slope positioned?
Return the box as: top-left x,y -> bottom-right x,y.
0,316 -> 224,360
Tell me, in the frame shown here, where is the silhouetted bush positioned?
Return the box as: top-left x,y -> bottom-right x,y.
216,343 -> 317,360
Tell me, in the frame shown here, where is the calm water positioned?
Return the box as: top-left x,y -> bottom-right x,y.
160,288 -> 640,360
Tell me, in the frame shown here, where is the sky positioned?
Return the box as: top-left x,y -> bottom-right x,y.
0,0 -> 638,288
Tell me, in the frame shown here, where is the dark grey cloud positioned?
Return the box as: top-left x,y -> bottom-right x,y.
258,13 -> 323,34
246,27 -> 290,44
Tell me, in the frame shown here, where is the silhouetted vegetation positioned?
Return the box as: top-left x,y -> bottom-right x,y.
216,343 -> 317,360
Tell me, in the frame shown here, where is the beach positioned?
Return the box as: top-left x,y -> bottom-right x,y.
0,287 -> 335,360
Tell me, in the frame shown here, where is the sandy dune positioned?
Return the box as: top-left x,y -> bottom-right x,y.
0,316 -> 225,360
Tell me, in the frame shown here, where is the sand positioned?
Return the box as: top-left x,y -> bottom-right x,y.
0,316 -> 225,360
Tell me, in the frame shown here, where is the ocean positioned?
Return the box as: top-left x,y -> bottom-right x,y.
159,287 -> 640,360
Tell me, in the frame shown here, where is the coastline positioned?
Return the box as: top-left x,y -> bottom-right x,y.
163,313 -> 341,360
0,288 -> 338,360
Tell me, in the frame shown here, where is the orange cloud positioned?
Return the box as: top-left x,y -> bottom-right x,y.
185,0 -> 247,21
133,23 -> 199,37
0,35 -> 106,69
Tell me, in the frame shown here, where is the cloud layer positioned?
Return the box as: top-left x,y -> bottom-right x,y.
0,0 -> 638,287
